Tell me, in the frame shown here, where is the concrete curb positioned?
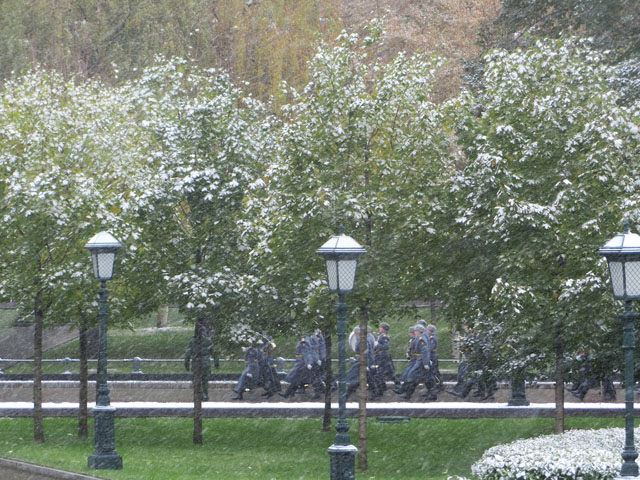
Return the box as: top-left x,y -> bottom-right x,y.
0,401 -> 633,418
0,457 -> 107,480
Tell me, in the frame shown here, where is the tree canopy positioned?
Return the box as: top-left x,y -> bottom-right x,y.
439,37 -> 640,379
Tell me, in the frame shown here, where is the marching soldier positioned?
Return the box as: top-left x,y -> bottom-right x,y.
395,324 -> 432,400
425,324 -> 442,397
345,327 -> 384,400
279,335 -> 314,398
258,338 -> 281,398
395,326 -> 417,391
232,345 -> 260,400
375,322 -> 398,388
184,331 -> 214,401
309,329 -> 326,399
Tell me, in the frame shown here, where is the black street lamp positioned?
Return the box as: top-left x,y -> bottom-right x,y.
599,221 -> 640,478
86,230 -> 123,470
317,228 -> 366,480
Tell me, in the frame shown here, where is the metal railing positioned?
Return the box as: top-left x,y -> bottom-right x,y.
0,356 -> 459,376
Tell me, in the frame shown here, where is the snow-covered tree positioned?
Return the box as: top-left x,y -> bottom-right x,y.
441,38 -> 640,431
121,59 -> 271,443
249,21 -> 452,467
252,20 -> 451,331
0,69 -> 157,441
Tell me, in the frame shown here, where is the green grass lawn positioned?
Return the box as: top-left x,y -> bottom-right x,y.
0,308 -> 20,329
0,417 -> 625,479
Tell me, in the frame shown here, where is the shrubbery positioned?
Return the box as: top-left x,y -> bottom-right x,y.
471,427 -> 635,480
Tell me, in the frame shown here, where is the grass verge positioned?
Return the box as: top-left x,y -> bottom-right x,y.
0,417 -> 625,479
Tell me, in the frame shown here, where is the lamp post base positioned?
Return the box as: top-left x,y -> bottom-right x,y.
88,453 -> 123,470
328,444 -> 357,480
88,406 -> 122,470
508,376 -> 530,406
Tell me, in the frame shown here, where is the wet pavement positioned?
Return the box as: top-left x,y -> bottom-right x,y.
0,379 -> 624,404
0,379 -> 629,419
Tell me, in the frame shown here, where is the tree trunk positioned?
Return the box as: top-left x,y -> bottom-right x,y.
553,319 -> 565,434
192,317 -> 204,445
156,304 -> 169,328
78,311 -> 89,439
357,307 -> 368,472
322,330 -> 333,432
33,295 -> 44,443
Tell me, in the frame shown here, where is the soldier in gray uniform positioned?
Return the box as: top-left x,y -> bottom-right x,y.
425,324 -> 443,396
394,326 -> 417,393
258,338 -> 281,398
184,332 -> 214,401
279,335 -> 314,398
395,324 -> 432,400
375,322 -> 398,388
309,329 -> 326,399
345,327 -> 384,399
232,345 -> 260,400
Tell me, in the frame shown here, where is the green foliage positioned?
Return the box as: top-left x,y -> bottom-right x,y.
248,22 -> 453,337
439,37 -> 640,379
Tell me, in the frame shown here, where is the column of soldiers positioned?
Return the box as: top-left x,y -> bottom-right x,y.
232,336 -> 282,400
201,322 -> 449,402
345,326 -> 385,399
190,325 -> 622,403
342,320 -> 442,401
279,329 -> 327,399
446,324 -> 497,401
392,320 -> 442,401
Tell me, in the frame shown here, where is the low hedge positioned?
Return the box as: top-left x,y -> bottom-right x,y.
471,426 -> 635,480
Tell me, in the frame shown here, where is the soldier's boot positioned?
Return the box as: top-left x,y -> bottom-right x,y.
460,380 -> 475,399
434,374 -> 444,392
231,390 -> 243,400
400,382 -> 416,400
202,385 -> 209,401
370,378 -> 385,399
311,385 -> 325,399
423,388 -> 438,401
279,385 -> 295,399
481,383 -> 497,401
346,384 -> 358,400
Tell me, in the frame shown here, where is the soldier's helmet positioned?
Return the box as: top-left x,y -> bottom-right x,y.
415,324 -> 426,334
427,324 -> 436,333
409,326 -> 415,334
380,322 -> 390,331
417,319 -> 427,327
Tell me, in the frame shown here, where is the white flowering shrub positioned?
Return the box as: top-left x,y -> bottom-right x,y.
472,427 -> 636,480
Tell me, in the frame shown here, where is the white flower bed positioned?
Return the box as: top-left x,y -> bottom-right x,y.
472,427 -> 637,480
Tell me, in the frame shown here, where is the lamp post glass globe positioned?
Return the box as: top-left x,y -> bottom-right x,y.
316,232 -> 366,294
598,223 -> 640,300
85,231 -> 122,282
